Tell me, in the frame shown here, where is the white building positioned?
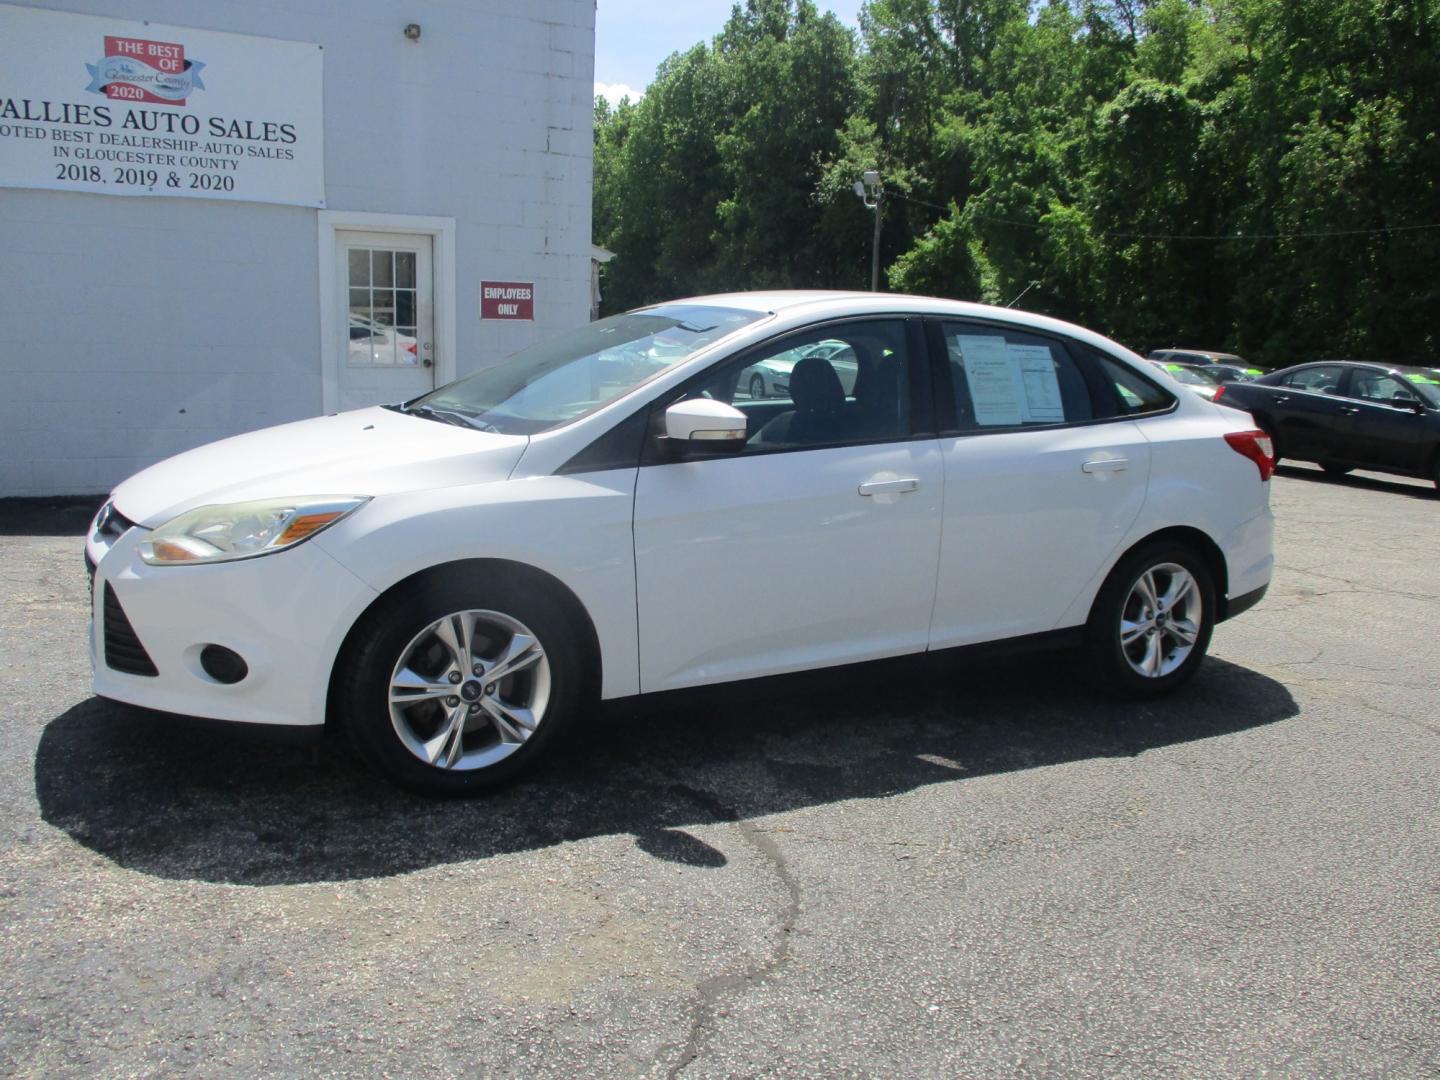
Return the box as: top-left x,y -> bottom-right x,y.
0,0 -> 596,496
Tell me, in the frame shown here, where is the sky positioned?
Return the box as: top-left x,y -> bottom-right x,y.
594,0 -> 865,104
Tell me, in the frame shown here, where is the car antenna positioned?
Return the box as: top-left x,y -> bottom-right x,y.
1006,280 -> 1041,308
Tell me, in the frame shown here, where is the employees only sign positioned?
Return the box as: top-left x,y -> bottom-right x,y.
481,282 -> 535,320
0,4 -> 323,207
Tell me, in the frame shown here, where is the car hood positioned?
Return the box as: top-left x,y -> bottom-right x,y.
111,406 -> 529,526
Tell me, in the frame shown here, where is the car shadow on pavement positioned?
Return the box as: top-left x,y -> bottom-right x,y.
34,653 -> 1298,885
0,495 -> 106,536
1274,463 -> 1436,499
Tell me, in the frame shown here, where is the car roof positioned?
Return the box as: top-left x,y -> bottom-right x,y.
643,291 -> 1145,362
1155,348 -> 1243,361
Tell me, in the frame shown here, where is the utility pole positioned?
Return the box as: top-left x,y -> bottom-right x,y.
854,170 -> 883,291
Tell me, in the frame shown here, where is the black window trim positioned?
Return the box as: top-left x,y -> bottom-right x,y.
924,315 -> 1177,437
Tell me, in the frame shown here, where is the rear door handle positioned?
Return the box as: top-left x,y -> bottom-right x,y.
858,478 -> 919,496
1081,458 -> 1129,474
1274,395 -> 1291,404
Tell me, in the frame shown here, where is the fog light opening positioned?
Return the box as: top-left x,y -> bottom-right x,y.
199,644 -> 249,684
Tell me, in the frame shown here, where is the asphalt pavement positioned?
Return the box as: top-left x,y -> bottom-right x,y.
1,465 -> 1436,1077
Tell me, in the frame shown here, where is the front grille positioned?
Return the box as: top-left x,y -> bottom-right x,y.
93,501 -> 136,543
103,583 -> 158,677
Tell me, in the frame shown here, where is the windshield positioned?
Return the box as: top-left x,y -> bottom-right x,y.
1400,368 -> 1440,404
405,304 -> 765,435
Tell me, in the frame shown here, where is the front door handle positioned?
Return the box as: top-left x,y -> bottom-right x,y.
1081,458 -> 1129,474
858,478 -> 920,496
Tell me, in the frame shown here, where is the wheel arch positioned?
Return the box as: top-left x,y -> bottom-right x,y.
326,558 -> 604,729
1100,525 -> 1230,619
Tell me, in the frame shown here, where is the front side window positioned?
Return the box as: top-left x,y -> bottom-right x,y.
942,323 -> 1095,430
682,319 -> 914,451
1349,371 -> 1420,405
409,305 -> 765,435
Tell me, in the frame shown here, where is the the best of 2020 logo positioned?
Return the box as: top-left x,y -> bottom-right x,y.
85,34 -> 206,106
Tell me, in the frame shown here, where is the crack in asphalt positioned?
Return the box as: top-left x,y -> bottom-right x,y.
659,783 -> 803,1080
1274,565 -> 1440,607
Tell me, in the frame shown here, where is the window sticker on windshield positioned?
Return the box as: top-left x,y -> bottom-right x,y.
955,336 -> 1022,425
1009,344 -> 1065,422
1403,372 -> 1440,385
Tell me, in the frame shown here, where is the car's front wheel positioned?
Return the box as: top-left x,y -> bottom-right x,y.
1084,542 -> 1216,698
749,373 -> 766,400
336,571 -> 587,794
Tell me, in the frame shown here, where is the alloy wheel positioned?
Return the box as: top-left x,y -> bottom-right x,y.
387,608 -> 551,771
1118,563 -> 1202,678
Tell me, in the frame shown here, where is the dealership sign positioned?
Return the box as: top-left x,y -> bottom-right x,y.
0,4 -> 323,207
481,282 -> 535,320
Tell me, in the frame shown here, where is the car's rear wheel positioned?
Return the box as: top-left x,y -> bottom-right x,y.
336,572 -> 587,794
1084,542 -> 1216,698
749,373 -> 766,400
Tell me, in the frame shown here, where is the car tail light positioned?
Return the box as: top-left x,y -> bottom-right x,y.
407,343 -> 418,355
1212,383 -> 1226,402
1224,429 -> 1275,481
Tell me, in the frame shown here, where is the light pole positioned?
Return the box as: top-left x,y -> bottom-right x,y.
853,169 -> 883,291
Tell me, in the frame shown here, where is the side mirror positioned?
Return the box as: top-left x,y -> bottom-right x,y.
663,398 -> 748,455
1394,397 -> 1425,414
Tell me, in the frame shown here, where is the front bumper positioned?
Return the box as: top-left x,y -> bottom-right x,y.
88,515 -> 379,728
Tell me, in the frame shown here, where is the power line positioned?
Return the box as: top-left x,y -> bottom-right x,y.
882,189 -> 1440,242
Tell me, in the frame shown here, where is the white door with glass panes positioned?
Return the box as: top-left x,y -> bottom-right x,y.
337,231 -> 435,410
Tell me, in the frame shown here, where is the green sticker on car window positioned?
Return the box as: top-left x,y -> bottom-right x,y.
1403,372 -> 1440,385
1245,368 -> 1263,375
1163,363 -> 1185,372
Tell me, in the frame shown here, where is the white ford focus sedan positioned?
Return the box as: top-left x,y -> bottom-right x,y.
87,292 -> 1274,793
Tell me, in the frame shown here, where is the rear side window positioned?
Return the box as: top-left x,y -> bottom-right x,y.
941,323 -> 1093,431
1098,355 -> 1176,415
1279,365 -> 1345,393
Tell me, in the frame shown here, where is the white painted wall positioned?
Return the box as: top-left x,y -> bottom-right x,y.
0,0 -> 595,496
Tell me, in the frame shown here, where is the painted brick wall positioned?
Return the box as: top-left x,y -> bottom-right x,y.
0,0 -> 595,496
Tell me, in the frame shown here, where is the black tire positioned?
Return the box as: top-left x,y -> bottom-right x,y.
1430,452 -> 1440,496
1083,542 -> 1216,699
749,374 -> 766,400
1321,463 -> 1352,476
335,569 -> 589,795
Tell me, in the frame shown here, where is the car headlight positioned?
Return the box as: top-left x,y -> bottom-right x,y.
137,496 -> 370,566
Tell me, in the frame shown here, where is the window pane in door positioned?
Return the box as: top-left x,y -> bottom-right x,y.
1280,366 -> 1343,392
689,320 -> 912,450
371,249 -> 393,288
396,290 -> 416,328
1351,372 -> 1418,404
348,248 -> 369,286
395,251 -> 416,288
942,324 -> 1092,430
